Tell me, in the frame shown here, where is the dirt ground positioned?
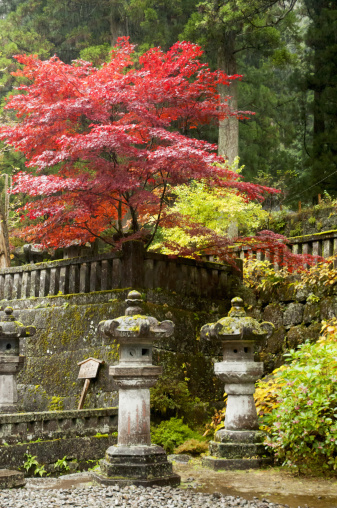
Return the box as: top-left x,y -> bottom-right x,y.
173,459 -> 337,508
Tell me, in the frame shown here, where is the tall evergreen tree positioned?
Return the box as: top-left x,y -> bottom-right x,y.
183,0 -> 297,161
303,0 -> 337,198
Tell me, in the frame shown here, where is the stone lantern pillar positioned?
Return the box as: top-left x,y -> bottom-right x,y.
0,307 -> 36,413
93,290 -> 180,487
201,297 -> 273,470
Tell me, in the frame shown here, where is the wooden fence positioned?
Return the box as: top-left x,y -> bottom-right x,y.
0,241 -> 242,301
204,230 -> 337,270
236,231 -> 337,269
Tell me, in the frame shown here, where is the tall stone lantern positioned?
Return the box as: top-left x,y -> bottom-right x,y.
0,307 -> 36,413
93,290 -> 180,487
201,297 -> 273,470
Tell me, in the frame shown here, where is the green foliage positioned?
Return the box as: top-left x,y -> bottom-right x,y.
243,258 -> 289,295
54,456 -> 70,473
150,374 -> 208,425
151,417 -> 205,454
151,159 -> 268,255
266,209 -> 289,234
306,293 -> 320,304
87,460 -> 99,471
23,453 -> 48,477
308,216 -> 316,225
289,223 -> 303,237
264,323 -> 337,472
79,45 -> 111,66
174,438 -> 208,455
23,453 -> 39,472
34,464 -> 48,477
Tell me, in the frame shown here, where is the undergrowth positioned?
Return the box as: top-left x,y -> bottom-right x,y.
151,417 -> 206,454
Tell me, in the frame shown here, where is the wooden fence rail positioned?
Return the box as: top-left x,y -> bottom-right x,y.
0,241 -> 242,301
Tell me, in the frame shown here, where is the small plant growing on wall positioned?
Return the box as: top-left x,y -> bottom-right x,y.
23,453 -> 48,477
54,456 -> 70,474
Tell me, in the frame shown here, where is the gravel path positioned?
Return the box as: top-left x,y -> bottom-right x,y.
0,483 -> 297,508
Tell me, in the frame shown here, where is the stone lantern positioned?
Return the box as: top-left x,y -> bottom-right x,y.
0,307 -> 36,413
201,297 -> 273,470
93,290 -> 180,487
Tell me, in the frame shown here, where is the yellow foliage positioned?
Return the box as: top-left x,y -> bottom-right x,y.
150,158 -> 268,255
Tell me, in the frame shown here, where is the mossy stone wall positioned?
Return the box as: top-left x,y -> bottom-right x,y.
7,288 -> 234,414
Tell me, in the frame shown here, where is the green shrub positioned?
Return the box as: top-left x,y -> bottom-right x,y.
174,438 -> 208,455
265,323 -> 337,472
151,417 -> 205,454
150,374 -> 208,425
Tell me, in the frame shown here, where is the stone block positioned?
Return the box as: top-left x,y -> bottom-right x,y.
283,303 -> 304,329
264,326 -> 286,355
263,303 -> 284,328
303,302 -> 320,324
202,456 -> 271,471
209,441 -> 266,459
295,284 -> 311,302
276,284 -> 295,303
287,325 -> 308,349
320,297 -> 337,320
0,469 -> 25,489
307,322 -> 322,342
0,435 -> 117,471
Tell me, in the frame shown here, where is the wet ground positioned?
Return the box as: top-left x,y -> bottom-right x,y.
25,460 -> 337,508
173,459 -> 337,508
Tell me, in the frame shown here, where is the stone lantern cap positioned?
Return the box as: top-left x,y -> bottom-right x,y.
201,297 -> 273,343
99,290 -> 174,344
0,307 -> 36,339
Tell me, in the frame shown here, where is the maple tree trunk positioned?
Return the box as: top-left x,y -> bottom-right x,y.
217,36 -> 239,163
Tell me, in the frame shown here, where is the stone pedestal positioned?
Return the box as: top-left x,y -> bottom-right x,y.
201,297 -> 273,470
95,445 -> 179,487
0,307 -> 36,413
93,290 -> 180,487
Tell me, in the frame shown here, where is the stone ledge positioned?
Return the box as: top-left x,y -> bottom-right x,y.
0,407 -> 117,424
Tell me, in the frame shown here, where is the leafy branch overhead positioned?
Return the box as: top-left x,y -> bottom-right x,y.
0,37 -> 276,250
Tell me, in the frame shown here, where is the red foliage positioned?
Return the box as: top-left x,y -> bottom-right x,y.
198,230 -> 324,271
0,38 -> 277,249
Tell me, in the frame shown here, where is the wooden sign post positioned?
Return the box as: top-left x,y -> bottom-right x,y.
77,357 -> 104,410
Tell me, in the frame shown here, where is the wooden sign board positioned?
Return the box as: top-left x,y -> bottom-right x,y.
77,358 -> 103,379
77,358 -> 104,410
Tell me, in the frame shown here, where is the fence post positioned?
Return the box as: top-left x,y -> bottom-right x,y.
121,241 -> 145,288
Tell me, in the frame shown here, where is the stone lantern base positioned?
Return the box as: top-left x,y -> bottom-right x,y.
93,445 -> 181,487
202,430 -> 272,470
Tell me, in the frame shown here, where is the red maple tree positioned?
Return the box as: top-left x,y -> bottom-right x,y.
0,38 -> 277,251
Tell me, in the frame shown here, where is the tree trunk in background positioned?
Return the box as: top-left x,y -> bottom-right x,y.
218,37 -> 239,238
0,203 -> 10,268
217,35 -> 239,163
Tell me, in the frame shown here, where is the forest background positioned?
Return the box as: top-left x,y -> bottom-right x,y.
0,0 -> 335,210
